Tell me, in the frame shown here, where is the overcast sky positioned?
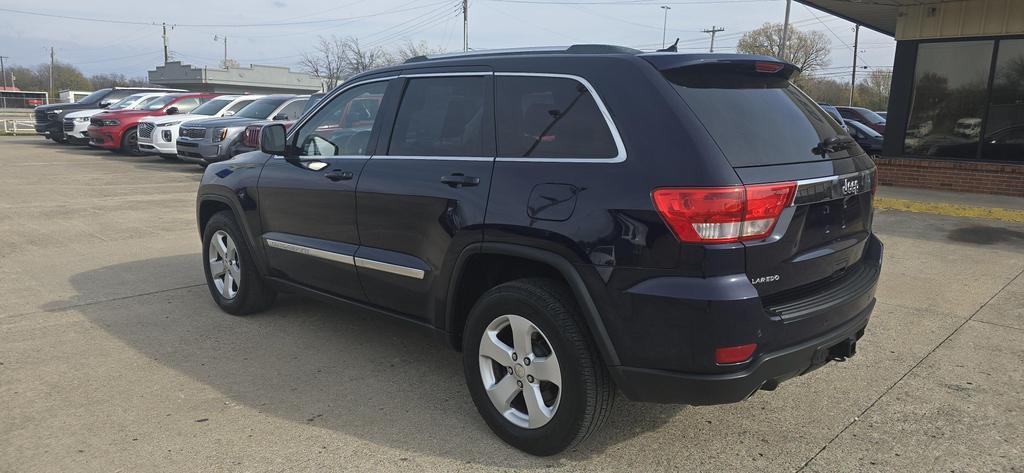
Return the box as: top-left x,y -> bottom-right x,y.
0,0 -> 895,82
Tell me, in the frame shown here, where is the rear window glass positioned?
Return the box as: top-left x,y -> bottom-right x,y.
495,76 -> 617,159
388,77 -> 486,157
666,67 -> 850,167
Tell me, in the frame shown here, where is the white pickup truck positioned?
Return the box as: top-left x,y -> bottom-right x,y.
62,93 -> 171,144
137,95 -> 264,158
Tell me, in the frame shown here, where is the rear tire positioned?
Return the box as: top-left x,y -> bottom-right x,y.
201,211 -> 277,315
462,278 -> 614,456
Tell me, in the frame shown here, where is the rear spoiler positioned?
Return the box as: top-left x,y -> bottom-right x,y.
640,53 -> 801,80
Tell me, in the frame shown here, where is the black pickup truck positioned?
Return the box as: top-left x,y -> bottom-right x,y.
33,86 -> 183,143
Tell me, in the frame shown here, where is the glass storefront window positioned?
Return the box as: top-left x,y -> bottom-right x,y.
904,41 -> 994,158
983,39 -> 1024,162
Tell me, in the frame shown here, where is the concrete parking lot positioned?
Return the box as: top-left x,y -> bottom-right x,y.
1,135 -> 1022,472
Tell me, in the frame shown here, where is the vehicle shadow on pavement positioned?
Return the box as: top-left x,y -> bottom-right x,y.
56,254 -> 683,466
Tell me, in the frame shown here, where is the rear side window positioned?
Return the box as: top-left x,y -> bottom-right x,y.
388,77 -> 487,157
495,76 -> 617,159
666,67 -> 850,167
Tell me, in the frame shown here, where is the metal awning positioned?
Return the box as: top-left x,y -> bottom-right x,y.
796,0 -> 903,36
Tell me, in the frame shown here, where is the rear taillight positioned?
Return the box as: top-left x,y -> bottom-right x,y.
715,343 -> 757,364
652,182 -> 796,244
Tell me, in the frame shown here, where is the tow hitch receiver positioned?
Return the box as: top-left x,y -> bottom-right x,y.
828,338 -> 857,361
808,337 -> 859,372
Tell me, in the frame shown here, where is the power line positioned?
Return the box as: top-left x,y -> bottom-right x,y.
0,4 -> 461,28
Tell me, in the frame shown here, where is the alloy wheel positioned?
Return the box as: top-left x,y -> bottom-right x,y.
208,230 -> 241,300
478,314 -> 562,429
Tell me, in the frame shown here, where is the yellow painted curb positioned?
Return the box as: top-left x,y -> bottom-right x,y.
874,198 -> 1024,224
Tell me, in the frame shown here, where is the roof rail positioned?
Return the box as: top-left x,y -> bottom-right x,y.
403,44 -> 641,64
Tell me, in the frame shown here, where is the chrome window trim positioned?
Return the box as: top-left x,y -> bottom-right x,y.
265,238 -> 355,265
493,72 -> 627,164
372,155 -> 494,162
354,257 -> 426,280
399,71 -> 493,78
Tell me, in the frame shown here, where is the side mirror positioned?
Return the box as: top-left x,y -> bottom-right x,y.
165,106 -> 179,115
223,110 -> 235,116
272,113 -> 288,121
260,123 -> 289,156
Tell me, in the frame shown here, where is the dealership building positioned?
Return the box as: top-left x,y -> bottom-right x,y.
802,0 -> 1023,197
148,61 -> 324,96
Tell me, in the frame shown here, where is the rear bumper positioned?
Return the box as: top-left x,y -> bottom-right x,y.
611,299 -> 872,404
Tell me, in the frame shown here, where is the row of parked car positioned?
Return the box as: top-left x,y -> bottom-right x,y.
33,87 -> 322,166
817,103 -> 888,157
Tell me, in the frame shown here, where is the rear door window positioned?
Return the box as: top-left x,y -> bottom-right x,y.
388,76 -> 487,157
495,76 -> 617,159
665,66 -> 851,167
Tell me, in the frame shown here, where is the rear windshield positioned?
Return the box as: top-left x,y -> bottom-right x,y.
665,67 -> 851,167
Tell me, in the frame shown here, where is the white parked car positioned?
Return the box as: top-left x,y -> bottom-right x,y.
62,93 -> 171,144
137,94 -> 264,159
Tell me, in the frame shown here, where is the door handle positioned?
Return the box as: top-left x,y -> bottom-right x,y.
441,174 -> 480,188
325,170 -> 354,182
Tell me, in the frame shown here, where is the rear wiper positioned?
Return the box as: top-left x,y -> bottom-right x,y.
813,135 -> 855,156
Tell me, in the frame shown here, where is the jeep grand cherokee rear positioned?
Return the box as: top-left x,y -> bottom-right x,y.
195,46 -> 880,456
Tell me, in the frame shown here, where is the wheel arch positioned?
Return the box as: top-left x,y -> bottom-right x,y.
197,193 -> 269,275
443,242 -> 621,367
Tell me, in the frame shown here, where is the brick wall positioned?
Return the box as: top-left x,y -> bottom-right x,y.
874,157 -> 1024,198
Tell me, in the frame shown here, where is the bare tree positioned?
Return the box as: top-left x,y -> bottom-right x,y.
220,58 -> 241,69
857,69 -> 892,110
393,40 -> 447,63
300,36 -> 397,89
737,23 -> 831,75
300,36 -> 346,90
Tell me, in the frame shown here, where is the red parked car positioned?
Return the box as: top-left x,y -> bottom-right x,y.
88,93 -> 218,154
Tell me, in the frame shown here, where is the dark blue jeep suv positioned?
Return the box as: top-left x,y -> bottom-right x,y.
195,45 -> 882,455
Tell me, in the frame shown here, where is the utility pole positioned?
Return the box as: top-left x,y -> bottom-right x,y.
660,6 -> 672,49
702,26 -> 725,53
462,0 -> 469,52
162,23 -> 170,64
0,55 -> 8,109
779,0 -> 791,60
849,24 -> 859,106
214,35 -> 228,67
49,47 -> 54,104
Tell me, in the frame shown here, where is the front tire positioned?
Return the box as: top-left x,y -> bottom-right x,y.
120,127 -> 142,155
201,211 -> 276,315
462,278 -> 615,456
